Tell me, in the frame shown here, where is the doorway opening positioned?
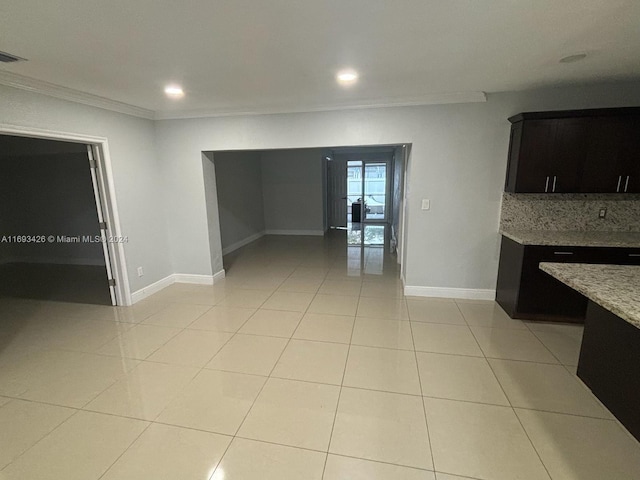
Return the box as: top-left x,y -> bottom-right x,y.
0,134 -> 120,305
326,145 -> 408,256
202,143 -> 410,281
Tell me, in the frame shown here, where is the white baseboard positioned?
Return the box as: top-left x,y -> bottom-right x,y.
404,285 -> 496,301
173,273 -> 214,285
222,231 -> 265,256
265,229 -> 325,236
213,269 -> 226,282
131,269 -> 226,304
131,274 -> 175,304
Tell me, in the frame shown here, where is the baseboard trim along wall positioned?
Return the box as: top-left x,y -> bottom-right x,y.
173,273 -> 215,284
404,285 -> 496,301
130,275 -> 174,304
264,229 -> 325,236
222,231 -> 266,256
131,269 -> 226,304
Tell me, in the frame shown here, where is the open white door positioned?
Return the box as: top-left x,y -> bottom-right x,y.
327,156 -> 347,228
87,145 -> 117,305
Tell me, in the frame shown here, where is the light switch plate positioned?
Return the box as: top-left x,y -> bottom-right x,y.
598,207 -> 607,219
421,199 -> 430,210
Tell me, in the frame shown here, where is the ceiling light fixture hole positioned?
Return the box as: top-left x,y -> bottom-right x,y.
559,53 -> 587,64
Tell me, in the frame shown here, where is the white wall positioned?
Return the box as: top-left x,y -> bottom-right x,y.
210,151 -> 265,253
0,85 -> 172,293
0,150 -> 104,265
155,81 -> 640,294
260,149 -> 324,234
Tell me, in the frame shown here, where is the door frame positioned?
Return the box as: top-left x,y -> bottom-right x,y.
0,123 -> 131,305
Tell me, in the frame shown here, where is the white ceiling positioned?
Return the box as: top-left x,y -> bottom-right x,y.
1,0 -> 639,118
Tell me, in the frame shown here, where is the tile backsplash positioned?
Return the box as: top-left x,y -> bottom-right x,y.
500,193 -> 640,232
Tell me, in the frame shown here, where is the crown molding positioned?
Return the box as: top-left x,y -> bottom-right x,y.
0,70 -> 155,120
154,91 -> 487,120
0,70 -> 486,121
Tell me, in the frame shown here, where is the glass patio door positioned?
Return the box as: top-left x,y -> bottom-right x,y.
363,162 -> 387,221
346,160 -> 388,223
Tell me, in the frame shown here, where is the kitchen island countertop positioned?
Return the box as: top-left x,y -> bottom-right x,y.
539,262 -> 640,328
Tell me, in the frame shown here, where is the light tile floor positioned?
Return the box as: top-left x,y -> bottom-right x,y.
1,233 -> 639,479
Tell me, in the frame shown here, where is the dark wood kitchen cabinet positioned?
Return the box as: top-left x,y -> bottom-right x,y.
506,118 -> 587,193
505,107 -> 640,194
495,237 -> 640,322
581,115 -> 640,193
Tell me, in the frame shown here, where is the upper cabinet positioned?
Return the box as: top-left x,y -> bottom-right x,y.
505,108 -> 640,194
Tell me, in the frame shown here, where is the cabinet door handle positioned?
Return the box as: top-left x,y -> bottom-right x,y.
617,175 -> 622,192
624,175 -> 630,192
553,251 -> 574,255
545,176 -> 550,193
629,254 -> 640,257
552,176 -> 557,192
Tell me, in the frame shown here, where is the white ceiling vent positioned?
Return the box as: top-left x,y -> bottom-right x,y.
0,51 -> 26,63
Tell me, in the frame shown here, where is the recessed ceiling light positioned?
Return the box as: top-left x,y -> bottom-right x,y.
336,70 -> 358,86
559,53 -> 587,64
164,85 -> 184,98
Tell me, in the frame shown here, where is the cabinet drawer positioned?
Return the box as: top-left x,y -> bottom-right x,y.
496,237 -> 640,323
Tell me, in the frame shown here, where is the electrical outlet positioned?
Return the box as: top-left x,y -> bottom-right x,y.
421,199 -> 430,210
137,267 -> 144,277
598,208 -> 607,219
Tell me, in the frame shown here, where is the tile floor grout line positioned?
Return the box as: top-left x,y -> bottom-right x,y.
328,451 -> 436,473
96,420 -> 153,480
194,254 -> 302,479
524,320 -> 572,366
451,300 -> 484,352
433,469 -> 486,480
4,377 -> 620,429
207,261 -> 326,479
0,408 -> 84,474
512,407 -> 555,480
406,295 -> 437,473
320,293 -> 357,479
459,302 -> 554,478
86,292 -> 244,478
81,308 -> 225,413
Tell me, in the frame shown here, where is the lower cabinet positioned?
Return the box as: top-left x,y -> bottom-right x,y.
578,302 -> 640,442
495,237 -> 640,322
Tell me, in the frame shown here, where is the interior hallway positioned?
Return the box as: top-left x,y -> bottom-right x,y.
0,231 -> 639,479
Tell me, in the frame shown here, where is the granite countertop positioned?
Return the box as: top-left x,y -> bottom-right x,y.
500,229 -> 640,248
539,262 -> 640,328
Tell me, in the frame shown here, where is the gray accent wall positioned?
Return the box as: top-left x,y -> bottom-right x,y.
261,149 -> 324,234
211,151 -> 265,253
207,148 -> 326,256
